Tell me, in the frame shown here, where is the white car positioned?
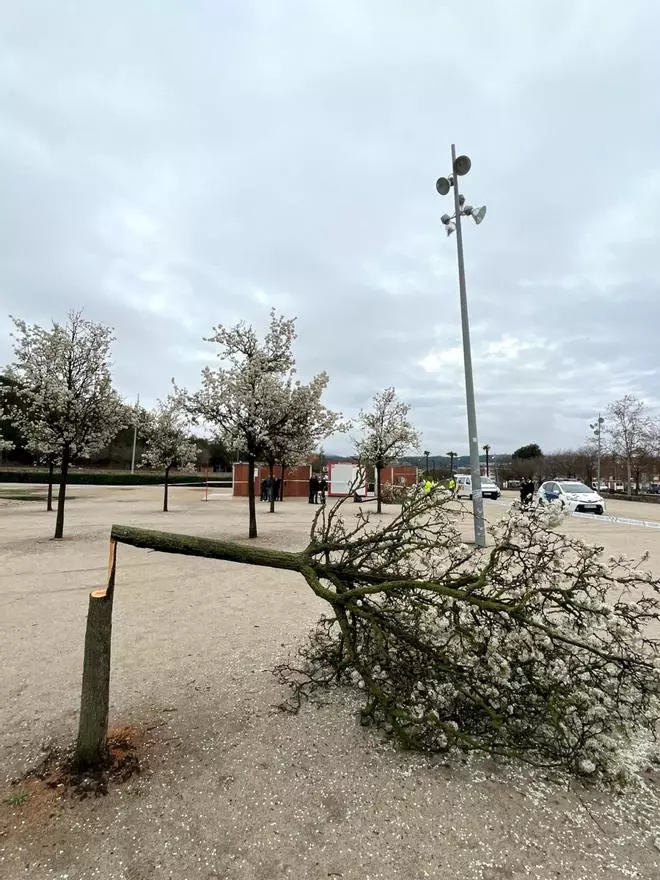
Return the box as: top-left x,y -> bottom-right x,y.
539,480 -> 606,515
455,475 -> 501,500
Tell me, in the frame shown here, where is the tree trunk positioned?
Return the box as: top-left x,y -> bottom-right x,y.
46,458 -> 54,512
163,466 -> 170,512
627,458 -> 632,498
75,541 -> 117,768
269,462 -> 276,513
54,445 -> 70,539
376,463 -> 383,514
279,462 -> 286,501
247,456 -> 257,538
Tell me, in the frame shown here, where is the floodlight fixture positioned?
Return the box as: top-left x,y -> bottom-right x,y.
441,213 -> 452,225
436,177 -> 451,196
453,154 -> 471,176
446,222 -> 455,236
458,194 -> 466,207
472,205 -> 487,225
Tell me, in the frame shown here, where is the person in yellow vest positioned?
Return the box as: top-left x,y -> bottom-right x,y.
424,478 -> 434,494
448,475 -> 456,497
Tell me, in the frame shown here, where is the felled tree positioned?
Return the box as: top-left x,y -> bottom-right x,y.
191,310 -> 296,538
142,390 -> 199,512
262,372 -> 346,512
273,490 -> 660,780
2,311 -> 125,538
104,488 -> 660,781
356,387 -> 420,514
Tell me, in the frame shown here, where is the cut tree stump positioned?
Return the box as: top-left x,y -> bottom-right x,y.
74,541 -> 117,768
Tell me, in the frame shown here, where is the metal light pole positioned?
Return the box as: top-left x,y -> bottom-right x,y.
436,146 -> 487,547
483,443 -> 490,477
590,415 -> 604,489
130,393 -> 140,474
424,450 -> 430,475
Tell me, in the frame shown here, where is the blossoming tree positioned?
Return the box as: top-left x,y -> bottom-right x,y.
261,371 -> 346,512
2,311 -> 125,538
142,390 -> 199,512
356,387 -> 421,514
191,311 -> 296,538
273,491 -> 660,780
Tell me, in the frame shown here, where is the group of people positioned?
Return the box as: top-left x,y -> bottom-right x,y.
260,475 -> 281,503
308,474 -> 328,504
519,478 -> 535,508
421,475 -> 457,497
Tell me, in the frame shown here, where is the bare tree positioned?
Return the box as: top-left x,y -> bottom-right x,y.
356,387 -> 420,514
142,390 -> 199,512
2,312 -> 125,538
606,395 -> 651,497
190,310 -> 296,538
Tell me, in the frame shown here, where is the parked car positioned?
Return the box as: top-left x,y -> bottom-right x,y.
591,481 -> 608,492
455,475 -> 501,500
647,483 -> 660,495
539,480 -> 606,515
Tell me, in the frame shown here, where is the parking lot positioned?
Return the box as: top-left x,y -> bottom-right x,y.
1,484 -> 660,880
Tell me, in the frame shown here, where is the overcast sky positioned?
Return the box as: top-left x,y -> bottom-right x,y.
1,1 -> 659,457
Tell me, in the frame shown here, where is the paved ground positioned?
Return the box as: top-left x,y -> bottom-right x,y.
1,484 -> 660,880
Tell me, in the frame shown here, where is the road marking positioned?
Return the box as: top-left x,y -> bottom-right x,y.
571,511 -> 660,529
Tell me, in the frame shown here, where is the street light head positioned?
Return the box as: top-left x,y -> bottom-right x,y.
441,213 -> 452,225
436,177 -> 451,196
446,222 -> 455,236
472,205 -> 487,225
458,194 -> 466,207
462,204 -> 474,216
453,154 -> 471,176
599,416 -> 604,424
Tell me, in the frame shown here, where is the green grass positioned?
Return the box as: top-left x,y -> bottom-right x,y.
4,791 -> 29,806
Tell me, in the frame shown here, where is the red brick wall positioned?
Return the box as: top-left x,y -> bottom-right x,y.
232,463 -> 312,498
381,465 -> 418,487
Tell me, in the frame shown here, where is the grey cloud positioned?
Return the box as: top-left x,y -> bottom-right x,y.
1,1 -> 659,458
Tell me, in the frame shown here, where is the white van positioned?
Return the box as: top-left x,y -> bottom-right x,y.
455,475 -> 501,500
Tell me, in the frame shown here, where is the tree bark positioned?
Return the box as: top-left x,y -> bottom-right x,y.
54,445 -> 70,539
163,466 -> 170,512
279,462 -> 286,501
75,540 -> 117,768
269,462 -> 276,513
627,458 -> 632,498
46,458 -> 54,512
376,463 -> 383,514
247,456 -> 257,538
111,524 -> 301,573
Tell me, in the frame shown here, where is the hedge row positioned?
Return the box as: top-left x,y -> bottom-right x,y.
0,470 -> 232,486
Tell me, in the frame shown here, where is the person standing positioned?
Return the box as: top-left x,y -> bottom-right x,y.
448,475 -> 456,498
525,478 -> 535,507
273,476 -> 281,503
319,475 -> 328,504
308,474 -> 319,504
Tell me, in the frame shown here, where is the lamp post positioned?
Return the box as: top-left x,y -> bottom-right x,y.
436,146 -> 487,547
483,443 -> 490,477
590,415 -> 604,489
447,451 -> 457,474
424,450 -> 430,475
130,393 -> 140,474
